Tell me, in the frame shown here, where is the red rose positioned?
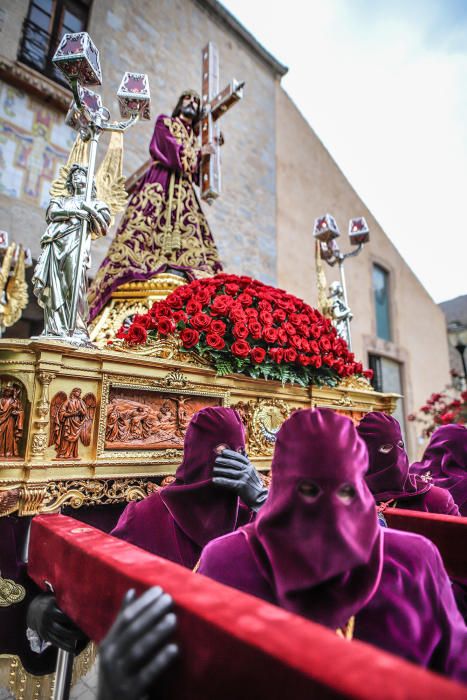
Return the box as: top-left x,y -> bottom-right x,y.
323,353 -> 334,366
263,327 -> 278,343
310,355 -> 322,368
284,348 -> 297,363
319,336 -> 331,352
177,285 -> 193,301
133,314 -> 154,330
229,304 -> 247,322
310,324 -> 322,339
231,339 -> 251,358
209,294 -> 233,316
277,328 -> 288,346
167,294 -> 183,309
245,307 -> 258,318
248,320 -> 262,340
127,324 -> 147,345
206,333 -> 226,350
258,300 -> 272,312
354,362 -> 363,374
180,328 -> 200,349
237,292 -> 253,307
225,282 -> 240,295
251,346 -> 266,364
310,340 -> 320,354
363,369 -> 374,380
173,310 -> 188,324
195,288 -> 212,305
190,312 -> 211,331
283,321 -> 296,336
152,302 -> 172,319
233,322 -> 249,339
259,310 -> 274,326
269,347 -> 284,364
186,299 -> 202,315
441,412 -> 455,424
290,335 -> 302,350
211,319 -> 226,335
157,318 -> 175,336
299,324 -> 311,338
298,353 -> 311,366
289,313 -> 302,326
273,309 -> 286,323
301,338 -> 310,352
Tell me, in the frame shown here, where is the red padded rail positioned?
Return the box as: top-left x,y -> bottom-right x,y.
384,508 -> 467,579
28,514 -> 466,700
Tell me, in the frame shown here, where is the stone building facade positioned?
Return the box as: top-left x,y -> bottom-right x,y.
0,0 -> 451,456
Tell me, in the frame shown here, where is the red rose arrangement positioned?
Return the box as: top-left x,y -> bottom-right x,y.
116,274 -> 372,387
408,385 -> 467,437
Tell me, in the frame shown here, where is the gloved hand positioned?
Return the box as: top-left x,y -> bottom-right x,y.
97,587 -> 178,700
26,593 -> 87,653
213,449 -> 268,511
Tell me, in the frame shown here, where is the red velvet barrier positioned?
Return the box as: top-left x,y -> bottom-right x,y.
28,514 -> 466,700
385,508 -> 467,579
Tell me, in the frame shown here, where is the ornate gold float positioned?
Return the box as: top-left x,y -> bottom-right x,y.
0,337 -> 398,517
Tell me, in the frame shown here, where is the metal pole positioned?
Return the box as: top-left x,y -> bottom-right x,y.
68,131 -> 99,335
53,648 -> 75,700
337,257 -> 352,351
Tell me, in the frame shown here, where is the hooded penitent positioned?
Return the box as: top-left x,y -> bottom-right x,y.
111,406 -> 247,568
411,424 -> 467,515
247,408 -> 383,629
160,406 -> 245,547
356,411 -> 430,502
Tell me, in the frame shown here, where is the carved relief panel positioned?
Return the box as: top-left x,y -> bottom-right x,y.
0,375 -> 28,461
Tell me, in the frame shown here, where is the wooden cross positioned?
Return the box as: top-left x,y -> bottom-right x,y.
200,42 -> 244,204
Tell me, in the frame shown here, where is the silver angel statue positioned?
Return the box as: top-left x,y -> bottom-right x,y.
328,281 -> 353,346
32,164 -> 111,346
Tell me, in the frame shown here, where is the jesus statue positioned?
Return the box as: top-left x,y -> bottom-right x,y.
88,90 -> 223,322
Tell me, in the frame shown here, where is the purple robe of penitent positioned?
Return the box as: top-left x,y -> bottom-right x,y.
88,114 -> 222,321
411,424 -> 467,516
111,406 -> 251,570
199,408 -> 467,681
357,412 -> 459,515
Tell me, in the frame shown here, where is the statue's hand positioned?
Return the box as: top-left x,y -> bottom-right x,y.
213,449 -> 268,512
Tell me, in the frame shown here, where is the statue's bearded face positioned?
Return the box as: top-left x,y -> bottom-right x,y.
180,94 -> 200,120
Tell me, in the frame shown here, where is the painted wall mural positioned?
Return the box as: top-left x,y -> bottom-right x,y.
0,79 -> 74,208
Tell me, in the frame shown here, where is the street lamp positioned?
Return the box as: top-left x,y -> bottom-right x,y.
447,320 -> 467,387
52,32 -> 150,336
313,214 -> 370,350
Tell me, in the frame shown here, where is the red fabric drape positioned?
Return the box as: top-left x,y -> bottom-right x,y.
384,508 -> 467,579
28,514 -> 466,700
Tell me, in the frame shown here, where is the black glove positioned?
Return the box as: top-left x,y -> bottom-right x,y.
97,587 -> 178,700
26,593 -> 87,653
212,449 -> 268,512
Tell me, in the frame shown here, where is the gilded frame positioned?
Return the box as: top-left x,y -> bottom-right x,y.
97,370 -> 230,463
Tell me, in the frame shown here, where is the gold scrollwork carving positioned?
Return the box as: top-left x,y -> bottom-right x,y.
18,484 -> 48,516
0,576 -> 26,607
234,399 -> 291,457
41,478 -> 159,512
111,333 -> 210,369
153,369 -> 194,390
339,375 -> 374,391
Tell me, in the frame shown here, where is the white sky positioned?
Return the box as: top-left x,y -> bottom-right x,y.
221,0 -> 467,303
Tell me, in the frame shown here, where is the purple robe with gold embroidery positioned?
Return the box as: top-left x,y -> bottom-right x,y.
88,114 -> 222,321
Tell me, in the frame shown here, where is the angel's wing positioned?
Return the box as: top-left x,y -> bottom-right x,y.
80,392 -> 97,447
0,243 -> 15,297
95,131 -> 128,222
48,391 -> 67,447
4,246 -> 28,328
50,135 -> 89,198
